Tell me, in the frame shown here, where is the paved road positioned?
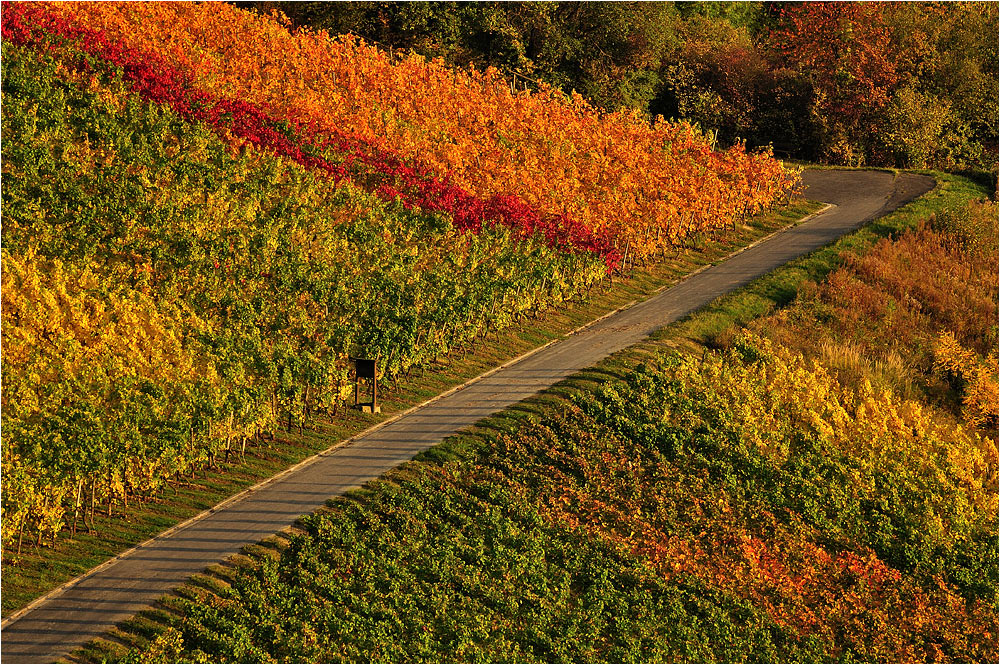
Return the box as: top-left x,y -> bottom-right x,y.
0,169 -> 935,663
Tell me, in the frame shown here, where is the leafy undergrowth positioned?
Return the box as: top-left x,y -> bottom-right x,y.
738,198 -> 998,432
77,175 -> 998,663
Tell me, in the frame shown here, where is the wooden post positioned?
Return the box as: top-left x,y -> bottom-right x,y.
352,358 -> 380,413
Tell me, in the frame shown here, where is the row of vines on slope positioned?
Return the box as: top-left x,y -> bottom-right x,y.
15,1 -> 800,264
1,3 -> 618,267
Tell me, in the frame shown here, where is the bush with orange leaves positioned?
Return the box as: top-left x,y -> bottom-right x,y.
934,331 -> 999,430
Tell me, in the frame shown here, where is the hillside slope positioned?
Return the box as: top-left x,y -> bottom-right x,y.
0,2 -> 794,575
88,182 -> 998,664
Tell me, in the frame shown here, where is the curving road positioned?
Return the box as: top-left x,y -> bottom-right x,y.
0,169 -> 935,663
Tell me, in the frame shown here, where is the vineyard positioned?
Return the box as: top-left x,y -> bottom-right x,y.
70,174 -> 997,663
0,2 -> 797,564
108,330 -> 997,662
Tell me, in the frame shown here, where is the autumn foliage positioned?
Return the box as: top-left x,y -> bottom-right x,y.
754,199 -> 999,432
0,1 -> 795,560
10,1 -> 798,265
768,1 -> 998,167
116,336 -> 997,663
2,4 -> 993,654
771,3 -> 900,127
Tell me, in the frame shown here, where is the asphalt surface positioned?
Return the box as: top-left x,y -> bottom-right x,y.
0,169 -> 936,663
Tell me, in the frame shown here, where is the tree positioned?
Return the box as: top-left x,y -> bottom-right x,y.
771,1 -> 900,164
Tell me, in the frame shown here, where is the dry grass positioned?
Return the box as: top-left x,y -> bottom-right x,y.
815,339 -> 918,399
